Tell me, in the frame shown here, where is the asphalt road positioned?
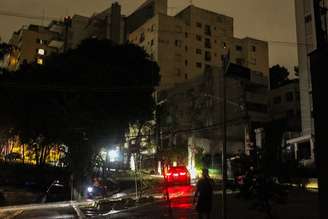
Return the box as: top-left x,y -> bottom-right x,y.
106,186 -> 319,219
0,184 -> 320,219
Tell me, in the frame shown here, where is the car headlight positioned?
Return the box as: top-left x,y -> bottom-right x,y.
87,186 -> 93,193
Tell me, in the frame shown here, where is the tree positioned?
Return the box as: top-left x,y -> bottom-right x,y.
269,65 -> 290,89
0,39 -> 160,197
0,43 -> 11,61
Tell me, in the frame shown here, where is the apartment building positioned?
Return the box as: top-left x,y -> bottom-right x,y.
8,23 -> 65,69
289,0 -> 320,165
129,3 -> 269,89
68,2 -> 126,49
159,65 -> 269,160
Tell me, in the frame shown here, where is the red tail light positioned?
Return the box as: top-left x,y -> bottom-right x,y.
180,172 -> 186,176
173,173 -> 179,177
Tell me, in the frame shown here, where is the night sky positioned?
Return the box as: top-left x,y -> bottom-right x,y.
0,0 -> 298,73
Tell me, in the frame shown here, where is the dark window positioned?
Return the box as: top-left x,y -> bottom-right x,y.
196,22 -> 202,28
205,25 -> 211,36
175,40 -> 182,47
196,49 -> 202,54
139,32 -> 145,43
286,92 -> 294,102
185,60 -> 188,66
185,74 -> 188,79
196,62 -> 202,68
185,46 -> 188,51
205,38 -> 211,48
252,46 -> 256,52
196,35 -> 202,41
246,102 -> 267,113
185,32 -> 188,38
236,58 -> 244,65
298,142 -> 311,160
236,45 -> 242,51
305,14 -> 312,23
151,39 -> 154,46
205,51 -> 211,61
273,96 -> 282,104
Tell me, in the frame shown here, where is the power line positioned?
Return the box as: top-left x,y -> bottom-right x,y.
0,10 -> 60,21
0,9 -> 312,47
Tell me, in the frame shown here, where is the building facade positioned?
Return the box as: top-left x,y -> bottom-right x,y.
292,0 -> 321,165
269,79 -> 301,124
129,3 -> 269,89
8,23 -> 64,69
158,66 -> 269,167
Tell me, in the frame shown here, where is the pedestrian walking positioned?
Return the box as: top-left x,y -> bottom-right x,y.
193,168 -> 213,219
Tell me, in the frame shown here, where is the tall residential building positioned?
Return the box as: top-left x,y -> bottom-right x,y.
68,2 -> 126,49
129,3 -> 269,89
7,2 -> 127,68
8,23 -> 65,68
290,0 -> 319,165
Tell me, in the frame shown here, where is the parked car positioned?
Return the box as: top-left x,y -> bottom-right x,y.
165,166 -> 191,186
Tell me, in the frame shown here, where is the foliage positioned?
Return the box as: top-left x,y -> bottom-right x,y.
0,43 -> 12,60
269,64 -> 290,89
0,39 -> 160,181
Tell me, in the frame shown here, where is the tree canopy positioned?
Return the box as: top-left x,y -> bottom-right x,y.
0,39 -> 160,174
269,64 -> 290,89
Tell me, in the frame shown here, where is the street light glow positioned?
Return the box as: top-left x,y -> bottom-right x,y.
108,149 -> 119,162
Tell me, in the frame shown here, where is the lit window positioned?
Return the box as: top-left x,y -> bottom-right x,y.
38,48 -> 45,55
36,58 -> 43,65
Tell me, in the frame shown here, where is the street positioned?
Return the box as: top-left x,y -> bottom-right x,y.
0,182 -> 319,219
98,186 -> 320,219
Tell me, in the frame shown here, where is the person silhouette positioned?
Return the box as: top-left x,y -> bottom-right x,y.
193,168 -> 214,219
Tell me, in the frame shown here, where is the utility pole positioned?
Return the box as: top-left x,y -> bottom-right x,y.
221,51 -> 230,219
